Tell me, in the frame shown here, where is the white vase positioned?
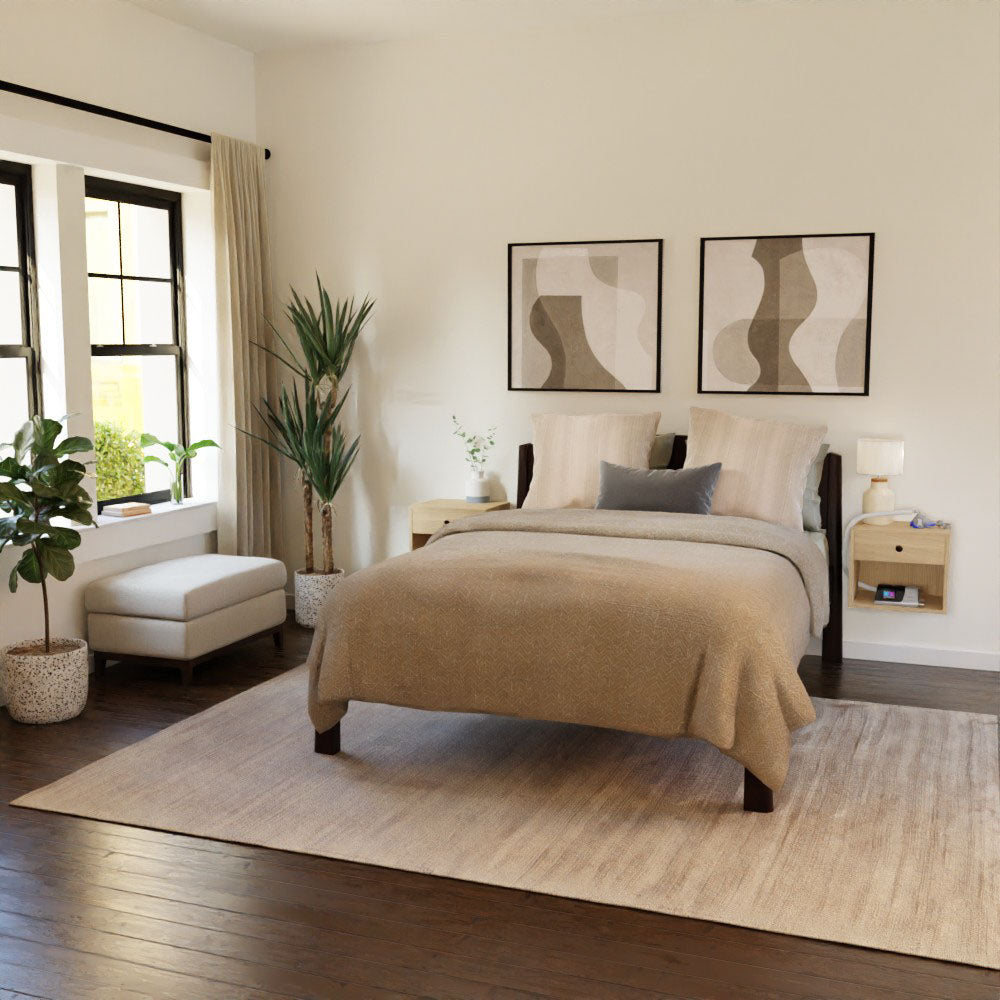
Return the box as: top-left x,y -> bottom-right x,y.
465,473 -> 490,503
1,637 -> 89,724
294,568 -> 345,629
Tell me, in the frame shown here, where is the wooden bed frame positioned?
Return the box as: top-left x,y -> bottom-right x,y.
316,438 -> 843,814
516,435 -> 844,668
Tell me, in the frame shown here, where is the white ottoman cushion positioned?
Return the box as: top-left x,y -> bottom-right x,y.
85,554 -> 286,622
88,590 -> 286,661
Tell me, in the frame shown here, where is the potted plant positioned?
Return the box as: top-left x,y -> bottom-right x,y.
250,276 -> 373,626
0,416 -> 94,724
243,382 -> 359,627
452,416 -> 496,502
141,434 -> 219,504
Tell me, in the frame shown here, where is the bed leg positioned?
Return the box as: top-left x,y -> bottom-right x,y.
314,723 -> 341,755
743,769 -> 774,813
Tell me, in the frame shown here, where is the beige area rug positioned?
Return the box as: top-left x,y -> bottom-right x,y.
13,665 -> 999,969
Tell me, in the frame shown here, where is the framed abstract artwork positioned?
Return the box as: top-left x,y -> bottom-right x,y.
698,233 -> 874,395
508,239 -> 662,392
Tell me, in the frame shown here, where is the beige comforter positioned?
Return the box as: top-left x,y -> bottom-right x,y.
307,509 -> 829,791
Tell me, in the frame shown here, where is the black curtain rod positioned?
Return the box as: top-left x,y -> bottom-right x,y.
0,79 -> 271,160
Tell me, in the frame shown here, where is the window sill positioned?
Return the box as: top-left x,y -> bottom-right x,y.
77,498 -> 218,564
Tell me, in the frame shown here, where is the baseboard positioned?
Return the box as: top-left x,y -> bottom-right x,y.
809,638 -> 1000,671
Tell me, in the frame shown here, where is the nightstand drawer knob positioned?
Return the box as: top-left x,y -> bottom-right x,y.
443,519 -> 450,525
895,545 -> 903,552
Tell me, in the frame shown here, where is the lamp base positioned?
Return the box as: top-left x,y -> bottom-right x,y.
862,477 -> 895,525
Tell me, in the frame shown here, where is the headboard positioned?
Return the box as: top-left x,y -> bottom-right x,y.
515,436 -> 843,666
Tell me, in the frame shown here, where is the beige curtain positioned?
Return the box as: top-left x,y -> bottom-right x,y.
211,134 -> 283,559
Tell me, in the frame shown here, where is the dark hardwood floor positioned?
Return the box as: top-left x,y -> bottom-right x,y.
1,616 -> 997,999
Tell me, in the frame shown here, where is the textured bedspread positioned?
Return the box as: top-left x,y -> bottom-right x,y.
308,509 -> 829,790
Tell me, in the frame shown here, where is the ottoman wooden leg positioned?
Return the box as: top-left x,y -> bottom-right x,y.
93,651 -> 107,677
179,661 -> 195,686
272,625 -> 284,651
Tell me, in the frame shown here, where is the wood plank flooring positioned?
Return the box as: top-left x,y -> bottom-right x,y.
1,616 -> 997,999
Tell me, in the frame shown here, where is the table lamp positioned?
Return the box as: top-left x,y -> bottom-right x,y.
856,438 -> 904,525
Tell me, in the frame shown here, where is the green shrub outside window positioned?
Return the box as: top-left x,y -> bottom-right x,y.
94,420 -> 145,501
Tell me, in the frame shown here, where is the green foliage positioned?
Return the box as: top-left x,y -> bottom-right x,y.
452,417 -> 496,474
243,384 -> 359,507
243,275 -> 372,575
0,416 -> 94,651
94,421 -> 145,501
257,275 -> 375,391
141,434 -> 219,503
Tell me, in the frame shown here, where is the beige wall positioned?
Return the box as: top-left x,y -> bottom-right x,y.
257,0 -> 999,669
0,0 -> 256,147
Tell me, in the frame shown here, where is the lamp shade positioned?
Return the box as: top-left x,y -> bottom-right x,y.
857,438 -> 904,476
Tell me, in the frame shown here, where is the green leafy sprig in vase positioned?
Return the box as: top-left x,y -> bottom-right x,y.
141,434 -> 219,504
452,416 -> 496,502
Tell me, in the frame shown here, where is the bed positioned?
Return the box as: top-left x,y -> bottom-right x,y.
307,434 -> 843,813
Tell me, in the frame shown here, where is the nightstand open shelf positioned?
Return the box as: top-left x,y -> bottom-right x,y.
848,522 -> 950,614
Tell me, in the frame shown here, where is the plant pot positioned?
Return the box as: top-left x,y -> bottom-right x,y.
294,568 -> 345,629
1,638 -> 89,724
465,473 -> 490,503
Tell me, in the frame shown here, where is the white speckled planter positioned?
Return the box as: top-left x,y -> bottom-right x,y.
294,569 -> 345,629
1,638 -> 89,725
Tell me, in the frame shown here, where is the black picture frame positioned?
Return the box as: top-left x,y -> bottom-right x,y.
697,232 -> 874,397
508,238 -> 663,393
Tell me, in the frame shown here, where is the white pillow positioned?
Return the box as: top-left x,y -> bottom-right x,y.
684,407 -> 826,531
524,412 -> 661,509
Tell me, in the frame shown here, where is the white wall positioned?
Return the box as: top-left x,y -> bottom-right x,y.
0,0 -> 256,657
256,0 -> 1000,669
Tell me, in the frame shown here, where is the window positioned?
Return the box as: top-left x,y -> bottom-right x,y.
0,161 -> 40,442
85,178 -> 187,509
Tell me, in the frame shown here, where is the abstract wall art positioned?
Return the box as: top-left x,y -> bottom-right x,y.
699,233 -> 874,395
508,239 -> 662,392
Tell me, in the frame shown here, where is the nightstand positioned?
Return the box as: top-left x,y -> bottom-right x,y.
848,521 -> 951,614
410,499 -> 510,550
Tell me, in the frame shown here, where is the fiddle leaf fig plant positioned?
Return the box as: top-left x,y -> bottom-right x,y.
141,434 -> 219,505
0,416 -> 94,653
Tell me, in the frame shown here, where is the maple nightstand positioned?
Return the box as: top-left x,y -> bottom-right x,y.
410,499 -> 510,550
848,521 -> 950,614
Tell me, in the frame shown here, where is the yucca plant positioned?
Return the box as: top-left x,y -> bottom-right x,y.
0,416 -> 94,653
252,276 -> 373,575
242,383 -> 359,575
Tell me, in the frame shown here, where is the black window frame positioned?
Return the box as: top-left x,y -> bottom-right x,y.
84,177 -> 189,511
0,160 -> 41,433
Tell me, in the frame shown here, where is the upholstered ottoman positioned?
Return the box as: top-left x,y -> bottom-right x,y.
86,554 -> 287,685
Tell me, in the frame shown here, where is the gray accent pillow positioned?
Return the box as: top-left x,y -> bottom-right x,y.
649,432 -> 677,470
802,443 -> 830,531
596,460 -> 722,515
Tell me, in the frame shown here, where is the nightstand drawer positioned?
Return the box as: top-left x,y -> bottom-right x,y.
410,499 -> 511,549
853,528 -> 948,564
411,510 -> 451,536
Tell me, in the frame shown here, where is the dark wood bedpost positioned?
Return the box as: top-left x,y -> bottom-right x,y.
516,444 -> 534,509
743,769 -> 774,812
819,452 -> 843,667
314,723 -> 341,755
